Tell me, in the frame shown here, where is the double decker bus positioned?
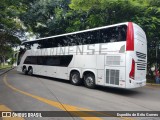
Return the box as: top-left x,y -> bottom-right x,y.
17,22 -> 147,89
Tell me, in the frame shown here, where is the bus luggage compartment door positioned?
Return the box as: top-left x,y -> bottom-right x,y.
104,54 -> 126,88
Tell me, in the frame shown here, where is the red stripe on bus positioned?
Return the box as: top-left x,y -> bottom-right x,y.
126,22 -> 134,51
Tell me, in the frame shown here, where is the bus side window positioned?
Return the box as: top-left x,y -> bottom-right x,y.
24,56 -> 31,64
57,37 -> 65,47
117,25 -> 127,41
78,31 -> 99,45
45,56 -> 60,66
37,56 -> 44,65
99,28 -> 111,43
24,56 -> 37,64
65,35 -> 72,46
60,55 -> 73,67
90,30 -> 99,44
66,34 -> 77,46
31,56 -> 37,64
76,33 -> 83,45
98,25 -> 127,43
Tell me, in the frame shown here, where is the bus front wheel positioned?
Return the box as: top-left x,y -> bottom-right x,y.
70,71 -> 82,86
84,73 -> 96,89
28,67 -> 33,75
22,66 -> 28,75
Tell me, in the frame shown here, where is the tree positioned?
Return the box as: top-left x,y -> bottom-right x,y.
0,45 -> 13,66
0,0 -> 23,65
20,0 -> 71,37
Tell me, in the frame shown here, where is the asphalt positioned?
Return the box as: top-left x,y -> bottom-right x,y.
0,69 -> 160,120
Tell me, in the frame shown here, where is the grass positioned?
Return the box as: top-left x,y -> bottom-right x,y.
147,79 -> 155,83
0,65 -> 12,70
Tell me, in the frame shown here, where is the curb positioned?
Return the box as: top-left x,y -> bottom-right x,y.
0,67 -> 15,76
146,83 -> 160,86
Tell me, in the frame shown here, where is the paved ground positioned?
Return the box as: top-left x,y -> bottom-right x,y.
0,69 -> 160,120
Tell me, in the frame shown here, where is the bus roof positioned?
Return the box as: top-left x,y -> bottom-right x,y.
22,22 -> 129,44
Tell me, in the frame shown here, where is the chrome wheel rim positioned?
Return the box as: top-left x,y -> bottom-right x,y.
72,74 -> 79,83
23,68 -> 27,73
28,69 -> 32,75
86,77 -> 94,86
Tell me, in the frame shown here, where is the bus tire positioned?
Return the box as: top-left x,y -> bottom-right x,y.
22,66 -> 28,75
28,67 -> 33,75
70,71 -> 82,86
84,73 -> 96,89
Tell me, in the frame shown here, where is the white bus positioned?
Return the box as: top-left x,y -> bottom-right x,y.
17,22 -> 147,89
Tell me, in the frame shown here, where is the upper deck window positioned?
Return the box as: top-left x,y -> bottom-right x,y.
23,25 -> 127,49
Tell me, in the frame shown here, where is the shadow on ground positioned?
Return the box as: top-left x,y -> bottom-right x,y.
18,72 -> 142,97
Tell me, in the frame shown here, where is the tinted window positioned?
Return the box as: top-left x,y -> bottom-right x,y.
41,38 -> 55,48
53,37 -> 66,47
75,33 -> 85,45
60,55 -> 73,67
46,56 -> 60,66
23,25 -> 127,49
64,30 -> 99,46
24,56 -> 37,64
37,56 -> 46,65
32,57 -> 37,64
25,55 -> 73,67
24,56 -> 30,64
99,25 -> 127,43
45,56 -> 73,66
84,30 -> 99,44
65,34 -> 77,46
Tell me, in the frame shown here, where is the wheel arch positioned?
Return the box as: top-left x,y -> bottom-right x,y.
69,69 -> 81,79
28,66 -> 32,70
82,70 -> 96,80
22,65 -> 27,71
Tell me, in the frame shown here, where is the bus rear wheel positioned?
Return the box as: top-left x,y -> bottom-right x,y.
84,73 -> 96,89
70,71 -> 81,85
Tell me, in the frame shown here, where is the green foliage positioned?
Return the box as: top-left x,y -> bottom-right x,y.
8,57 -> 16,65
0,0 -> 22,65
20,0 -> 70,36
0,45 -> 13,66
